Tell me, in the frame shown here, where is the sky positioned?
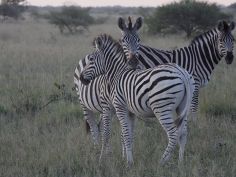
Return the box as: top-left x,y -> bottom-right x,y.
27,0 -> 235,7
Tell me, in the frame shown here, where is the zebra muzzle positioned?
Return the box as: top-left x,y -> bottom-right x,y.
225,52 -> 234,64
127,55 -> 139,69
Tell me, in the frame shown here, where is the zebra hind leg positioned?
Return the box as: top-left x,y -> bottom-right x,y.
176,115 -> 187,163
82,106 -> 100,145
176,90 -> 189,163
152,108 -> 178,165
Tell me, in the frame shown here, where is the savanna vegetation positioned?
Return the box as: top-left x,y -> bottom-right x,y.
145,0 -> 231,37
46,6 -> 94,34
0,0 -> 27,20
0,3 -> 235,177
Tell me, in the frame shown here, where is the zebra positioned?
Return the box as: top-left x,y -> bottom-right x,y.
73,17 -> 147,147
79,34 -> 195,165
118,17 -> 235,115
74,55 -> 105,145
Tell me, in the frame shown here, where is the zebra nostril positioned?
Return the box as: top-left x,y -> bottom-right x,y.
128,53 -> 134,59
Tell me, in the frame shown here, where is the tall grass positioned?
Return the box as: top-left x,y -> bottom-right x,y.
0,17 -> 235,177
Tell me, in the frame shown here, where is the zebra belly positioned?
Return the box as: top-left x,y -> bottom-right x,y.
125,90 -> 154,117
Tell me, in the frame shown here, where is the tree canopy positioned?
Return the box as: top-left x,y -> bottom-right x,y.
145,0 -> 231,37
47,6 -> 94,34
0,0 -> 27,20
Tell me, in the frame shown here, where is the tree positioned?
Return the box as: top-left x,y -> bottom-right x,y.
146,0 -> 231,37
228,3 -> 236,9
47,6 -> 94,34
0,0 -> 27,20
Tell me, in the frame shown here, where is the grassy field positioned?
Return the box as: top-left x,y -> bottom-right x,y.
0,16 -> 236,177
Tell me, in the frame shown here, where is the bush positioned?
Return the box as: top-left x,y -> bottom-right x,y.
47,6 -> 94,34
0,0 -> 27,20
146,0 -> 231,37
228,3 -> 236,9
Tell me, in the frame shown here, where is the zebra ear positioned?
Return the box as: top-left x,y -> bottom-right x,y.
230,21 -> 235,31
118,17 -> 126,31
95,37 -> 103,50
217,20 -> 228,32
133,17 -> 143,31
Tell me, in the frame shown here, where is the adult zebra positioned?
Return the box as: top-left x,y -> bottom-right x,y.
118,17 -> 235,115
80,34 -> 195,165
73,18 -> 144,145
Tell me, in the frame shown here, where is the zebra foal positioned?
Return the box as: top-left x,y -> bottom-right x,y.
80,34 -> 195,165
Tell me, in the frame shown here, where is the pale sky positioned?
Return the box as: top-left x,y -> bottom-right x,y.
27,0 -> 235,7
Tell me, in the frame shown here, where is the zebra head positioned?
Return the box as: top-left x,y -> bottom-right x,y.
80,36 -> 107,85
118,16 -> 142,69
217,20 -> 235,64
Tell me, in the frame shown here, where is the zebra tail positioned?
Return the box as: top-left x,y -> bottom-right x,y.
176,71 -> 195,128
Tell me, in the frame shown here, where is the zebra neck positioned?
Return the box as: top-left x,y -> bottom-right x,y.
190,30 -> 222,85
105,52 -> 128,86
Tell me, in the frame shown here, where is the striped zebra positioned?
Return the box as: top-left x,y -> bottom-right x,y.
80,34 -> 195,165
118,17 -> 235,115
73,17 -> 146,147
74,55 -> 105,145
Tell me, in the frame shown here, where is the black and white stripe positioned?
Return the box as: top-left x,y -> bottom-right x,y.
74,55 -> 105,144
118,18 -> 235,114
80,34 -> 195,165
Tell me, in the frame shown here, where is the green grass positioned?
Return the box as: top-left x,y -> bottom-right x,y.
0,17 -> 235,177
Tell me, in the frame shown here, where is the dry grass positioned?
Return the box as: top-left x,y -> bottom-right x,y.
0,17 -> 235,177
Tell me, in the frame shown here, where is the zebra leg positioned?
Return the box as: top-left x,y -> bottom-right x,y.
152,109 -> 178,165
81,105 -> 100,145
121,113 -> 135,159
99,107 -> 113,163
115,104 -> 134,166
176,109 -> 187,163
190,85 -> 200,120
121,132 -> 126,159
178,119 -> 187,163
130,113 -> 135,153
176,93 -> 189,163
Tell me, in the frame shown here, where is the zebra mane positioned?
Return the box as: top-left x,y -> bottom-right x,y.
190,28 -> 218,46
92,34 -> 124,54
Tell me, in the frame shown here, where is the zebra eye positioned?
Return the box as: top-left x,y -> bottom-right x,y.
88,56 -> 94,62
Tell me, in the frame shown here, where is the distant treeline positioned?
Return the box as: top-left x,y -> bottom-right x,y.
2,1 -> 235,37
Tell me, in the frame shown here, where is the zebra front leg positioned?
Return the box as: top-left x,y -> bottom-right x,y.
121,132 -> 126,159
115,104 -> 134,166
190,85 -> 200,121
99,107 -> 113,163
82,105 -> 100,145
121,113 -> 135,159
